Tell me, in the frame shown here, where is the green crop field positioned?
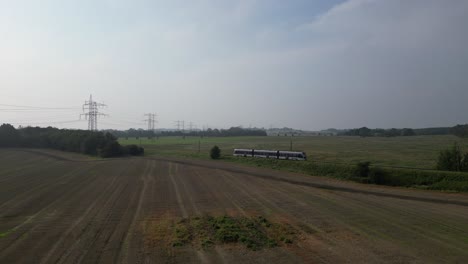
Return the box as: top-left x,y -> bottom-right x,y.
120,135 -> 468,169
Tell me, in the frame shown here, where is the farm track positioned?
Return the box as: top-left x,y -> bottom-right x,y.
0,149 -> 468,263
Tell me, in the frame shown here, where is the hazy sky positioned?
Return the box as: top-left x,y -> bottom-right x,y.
1,0 -> 467,131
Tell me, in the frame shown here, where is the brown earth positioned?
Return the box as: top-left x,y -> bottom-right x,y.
1,149 -> 468,263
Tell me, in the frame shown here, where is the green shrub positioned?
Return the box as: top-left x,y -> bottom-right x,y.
210,145 -> 221,159
123,144 -> 144,156
436,143 -> 468,172
99,141 -> 123,158
355,161 -> 371,177
229,156 -> 468,192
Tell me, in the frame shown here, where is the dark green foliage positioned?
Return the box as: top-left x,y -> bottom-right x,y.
414,127 -> 451,136
0,124 -> 20,147
450,124 -> 468,138
342,127 -> 416,137
355,161 -> 371,177
210,145 -> 221,159
99,141 -> 123,158
358,127 -> 371,137
463,153 -> 468,172
81,133 -> 106,155
229,156 -> 468,192
169,215 -> 296,250
401,128 -> 416,136
103,126 -> 267,138
123,144 -> 144,156
436,143 -> 467,172
0,123 -> 143,158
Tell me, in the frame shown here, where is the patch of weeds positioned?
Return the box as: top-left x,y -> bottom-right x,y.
0,228 -> 15,238
201,238 -> 214,248
164,215 -> 297,250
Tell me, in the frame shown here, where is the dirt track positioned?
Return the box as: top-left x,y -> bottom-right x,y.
1,149 -> 468,263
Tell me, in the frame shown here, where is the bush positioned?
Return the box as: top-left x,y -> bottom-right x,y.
355,161 -> 371,177
436,143 -> 467,172
0,124 -> 20,147
210,145 -> 221,159
123,144 -> 144,156
368,167 -> 388,185
99,141 -> 123,158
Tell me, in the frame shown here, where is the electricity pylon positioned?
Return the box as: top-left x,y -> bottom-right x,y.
144,113 -> 157,132
80,94 -> 106,131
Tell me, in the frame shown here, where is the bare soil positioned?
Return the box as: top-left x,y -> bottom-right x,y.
1,149 -> 468,263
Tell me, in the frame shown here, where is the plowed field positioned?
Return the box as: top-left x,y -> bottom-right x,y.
1,149 -> 468,263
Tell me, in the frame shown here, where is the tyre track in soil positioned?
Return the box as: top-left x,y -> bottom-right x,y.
264,181 -> 404,263
0,158 -> 142,263
75,159 -> 144,264
203,169 -> 468,263
0,153 -> 52,183
240,174 -> 404,263
33,162 -> 125,264
1,151 -> 468,263
173,167 -> 251,264
261,180 -> 468,263
324,191 -> 468,263
140,157 -> 468,263
166,163 -> 219,263
49,161 -> 133,263
0,161 -> 97,216
39,162 -> 125,264
0,155 -> 63,204
117,159 -> 155,264
149,157 -> 468,207
193,167 -> 247,216
217,170 -> 342,264
0,162 -> 104,263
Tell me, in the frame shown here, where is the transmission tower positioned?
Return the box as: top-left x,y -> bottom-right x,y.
80,94 -> 107,131
144,113 -> 157,132
188,122 -> 194,132
175,120 -> 185,132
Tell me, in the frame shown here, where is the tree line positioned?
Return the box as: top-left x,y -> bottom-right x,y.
340,127 -> 416,137
340,125 -> 467,138
105,126 -> 267,139
450,124 -> 468,138
0,124 -> 143,158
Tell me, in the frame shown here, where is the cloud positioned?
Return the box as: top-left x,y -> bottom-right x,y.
1,0 -> 467,130
174,0 -> 468,129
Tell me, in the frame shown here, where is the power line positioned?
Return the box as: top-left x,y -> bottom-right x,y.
188,122 -> 194,132
144,113 -> 157,132
175,120 -> 185,132
8,120 -> 83,125
107,118 -> 145,126
80,94 -> 107,131
0,103 -> 80,110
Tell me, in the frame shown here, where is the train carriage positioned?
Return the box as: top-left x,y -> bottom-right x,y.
233,149 -> 307,161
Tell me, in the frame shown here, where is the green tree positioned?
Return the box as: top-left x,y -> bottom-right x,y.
355,161 -> 371,177
358,127 -> 371,137
99,141 -> 123,158
210,145 -> 221,159
0,124 -> 19,147
436,143 -> 464,171
450,124 -> 468,138
401,128 -> 415,136
462,153 -> 468,172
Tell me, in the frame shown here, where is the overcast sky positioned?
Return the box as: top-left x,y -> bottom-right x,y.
1,0 -> 467,131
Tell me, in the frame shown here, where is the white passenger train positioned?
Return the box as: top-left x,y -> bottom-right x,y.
233,149 -> 307,161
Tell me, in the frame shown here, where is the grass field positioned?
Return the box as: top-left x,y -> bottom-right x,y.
119,135 -> 468,192
120,135 -> 468,169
